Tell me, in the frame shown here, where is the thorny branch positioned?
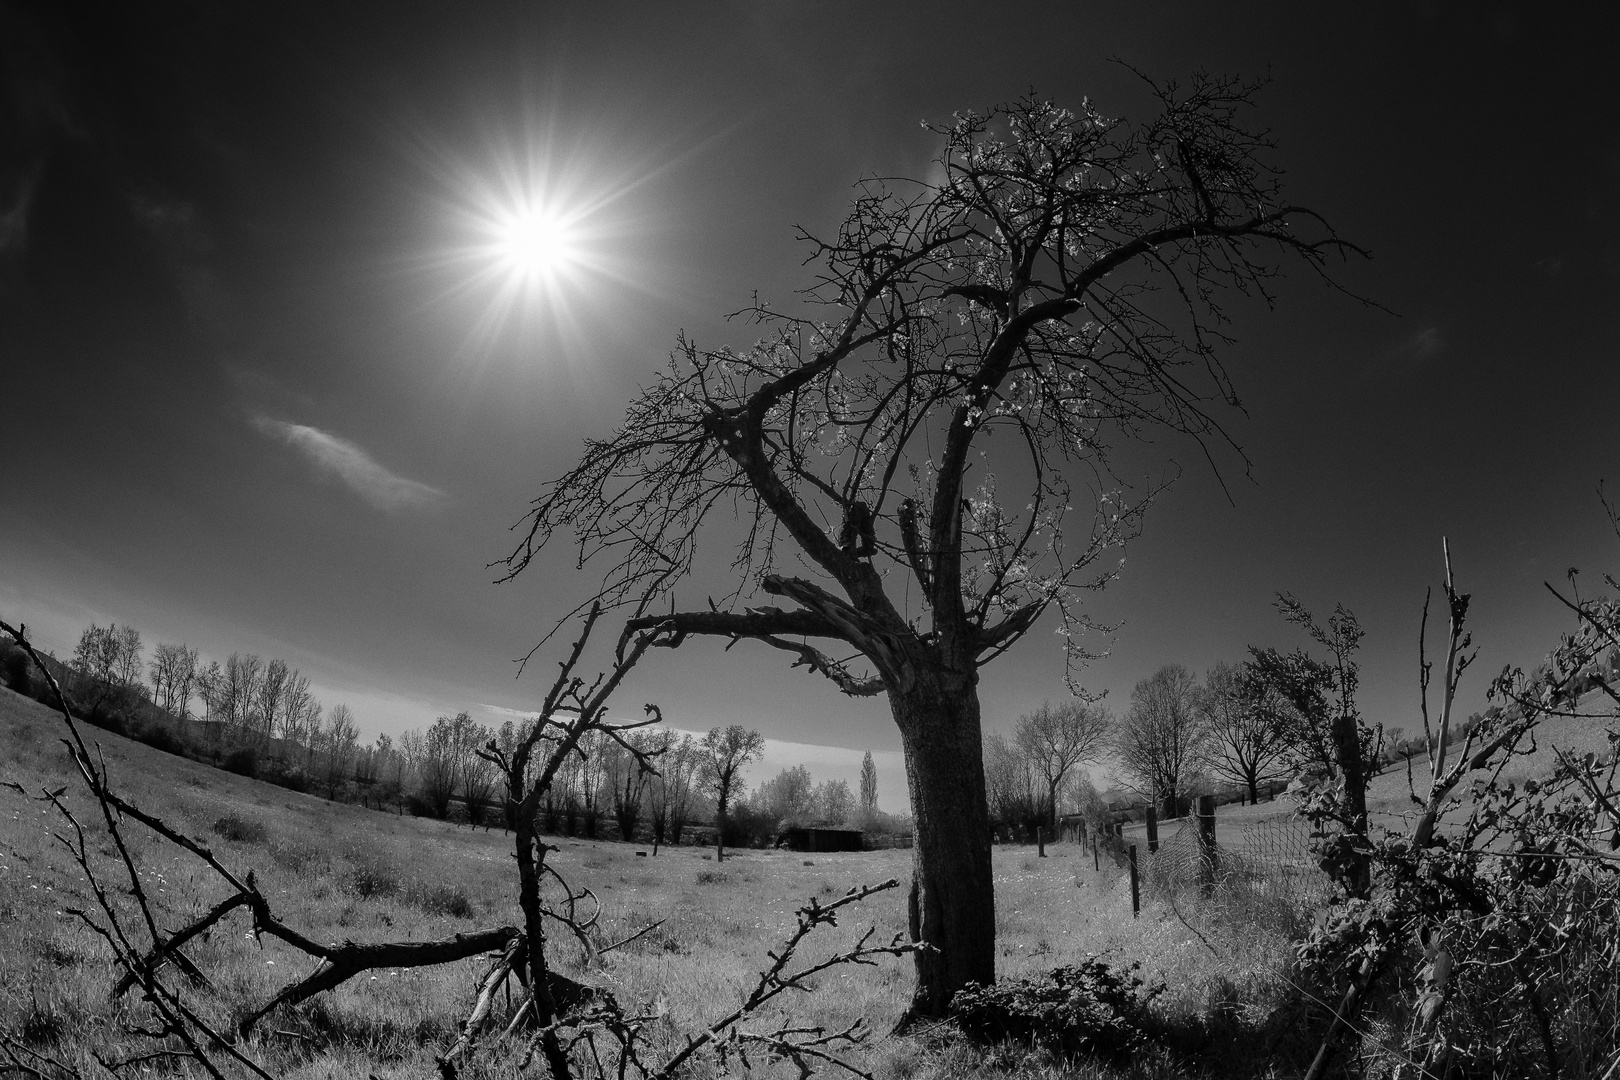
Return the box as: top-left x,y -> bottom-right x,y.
6,610 -> 914,1080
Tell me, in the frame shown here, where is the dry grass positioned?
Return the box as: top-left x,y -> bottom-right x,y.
1,686 -> 1314,1078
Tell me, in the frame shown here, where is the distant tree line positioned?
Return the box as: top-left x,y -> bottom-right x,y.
0,623 -> 912,847
0,621 -> 386,800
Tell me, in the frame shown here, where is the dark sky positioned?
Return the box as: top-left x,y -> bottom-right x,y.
3,1 -> 1617,794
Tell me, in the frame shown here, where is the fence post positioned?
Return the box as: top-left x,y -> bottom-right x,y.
1196,794 -> 1217,895
1037,825 -> 1046,858
1093,836 -> 1099,871
1128,844 -> 1140,918
1145,805 -> 1158,854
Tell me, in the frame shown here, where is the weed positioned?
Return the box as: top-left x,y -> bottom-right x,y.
347,854 -> 401,899
409,882 -> 475,919
268,837 -> 326,874
19,992 -> 67,1048
694,869 -> 729,885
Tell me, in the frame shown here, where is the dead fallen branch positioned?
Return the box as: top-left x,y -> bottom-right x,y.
238,925 -> 521,1038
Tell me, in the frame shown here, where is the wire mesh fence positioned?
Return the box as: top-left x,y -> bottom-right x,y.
1130,814 -> 1334,926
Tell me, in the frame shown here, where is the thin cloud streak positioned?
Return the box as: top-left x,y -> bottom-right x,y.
252,417 -> 445,512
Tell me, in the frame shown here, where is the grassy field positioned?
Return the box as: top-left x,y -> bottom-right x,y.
0,685 -> 1341,1078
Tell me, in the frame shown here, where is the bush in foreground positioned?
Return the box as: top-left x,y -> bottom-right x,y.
951,959 -> 1162,1063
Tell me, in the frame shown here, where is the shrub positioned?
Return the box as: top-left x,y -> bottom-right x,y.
0,645 -> 31,693
951,959 -> 1162,1063
133,723 -> 184,756
221,745 -> 259,778
84,704 -> 129,736
260,760 -> 310,793
211,814 -> 267,844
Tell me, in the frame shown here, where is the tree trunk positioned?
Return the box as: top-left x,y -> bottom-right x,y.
514,811 -> 573,1080
715,795 -> 727,862
1330,709 -> 1371,898
892,674 -> 995,1021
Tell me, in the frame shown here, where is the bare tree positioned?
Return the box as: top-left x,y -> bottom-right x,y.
501,84 -> 1358,1014
1115,664 -> 1207,818
277,670 -> 317,756
370,732 -> 399,810
1199,660 -> 1290,803
458,717 -> 497,828
1014,699 -> 1111,830
398,726 -> 425,814
983,731 -> 1044,839
607,729 -> 659,840
574,729 -> 611,839
194,658 -> 222,718
322,703 -> 359,799
255,657 -> 290,751
419,712 -> 468,819
110,624 -> 143,690
700,725 -> 765,860
646,731 -> 700,851
147,642 -> 198,720
72,624 -> 117,683
71,623 -> 144,714
218,652 -> 263,738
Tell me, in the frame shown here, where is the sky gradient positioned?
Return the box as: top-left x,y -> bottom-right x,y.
2,1 -> 1617,801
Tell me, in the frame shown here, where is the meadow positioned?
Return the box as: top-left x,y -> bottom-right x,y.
0,684 -> 1325,1079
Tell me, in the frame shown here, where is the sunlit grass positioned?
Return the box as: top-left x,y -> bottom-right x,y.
1,687 -> 1314,1078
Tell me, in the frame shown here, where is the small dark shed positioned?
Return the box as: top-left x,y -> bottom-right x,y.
779,827 -> 864,852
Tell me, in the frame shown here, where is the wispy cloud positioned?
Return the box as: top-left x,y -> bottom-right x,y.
0,161 -> 41,256
1367,324 -> 1443,378
473,703 -> 536,719
252,417 -> 445,512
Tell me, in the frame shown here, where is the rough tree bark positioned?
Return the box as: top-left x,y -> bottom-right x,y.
893,674 -> 994,1013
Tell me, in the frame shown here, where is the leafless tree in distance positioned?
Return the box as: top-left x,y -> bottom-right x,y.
1199,660 -> 1291,803
1115,663 -> 1208,818
1014,699 -> 1111,830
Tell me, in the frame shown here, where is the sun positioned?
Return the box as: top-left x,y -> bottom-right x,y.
415,132 -> 654,354
496,207 -> 577,280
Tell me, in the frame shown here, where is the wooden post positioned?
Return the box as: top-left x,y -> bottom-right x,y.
1037,825 -> 1046,857
1093,837 -> 1099,871
1128,844 -> 1140,918
1196,794 -> 1217,895
1145,805 -> 1159,854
